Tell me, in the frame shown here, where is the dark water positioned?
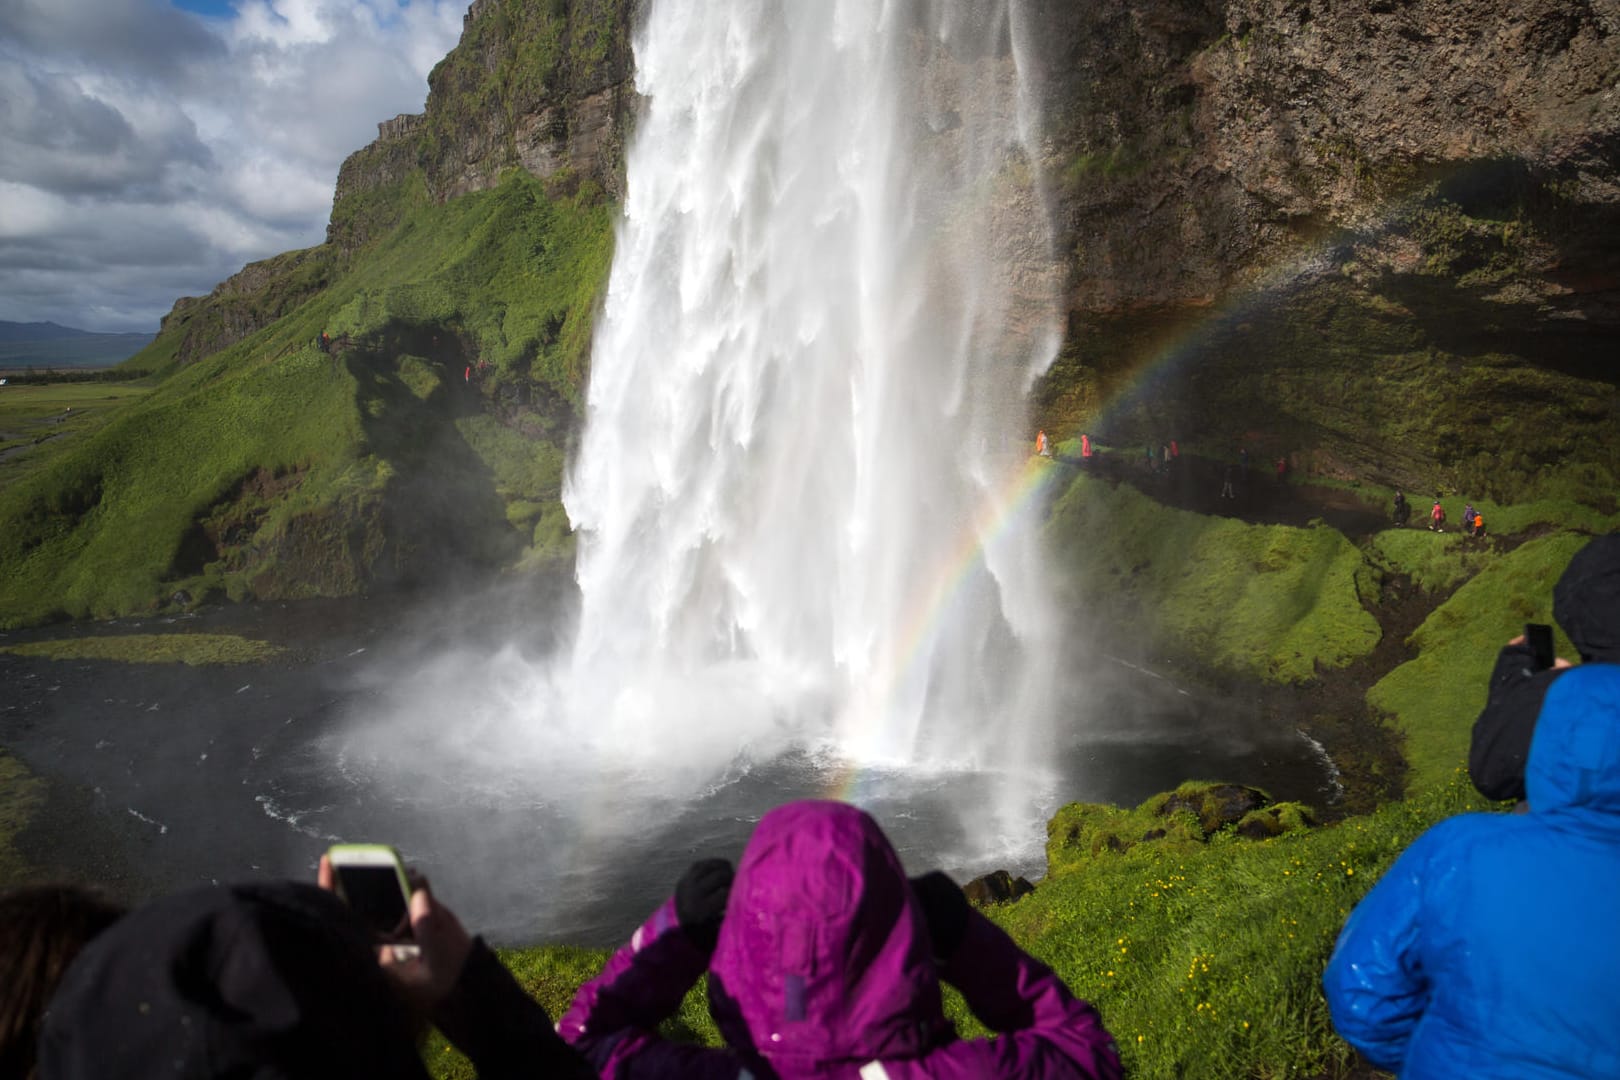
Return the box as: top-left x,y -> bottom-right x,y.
0,587 -> 1335,946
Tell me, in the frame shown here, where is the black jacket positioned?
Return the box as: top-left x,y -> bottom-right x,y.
39,882 -> 593,1080
1469,533 -> 1620,802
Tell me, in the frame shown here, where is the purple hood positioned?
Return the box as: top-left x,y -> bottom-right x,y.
706,801 -> 948,1069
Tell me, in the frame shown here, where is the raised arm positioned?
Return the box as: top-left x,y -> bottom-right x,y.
559,862 -> 743,1080
889,873 -> 1121,1080
1469,640 -> 1566,802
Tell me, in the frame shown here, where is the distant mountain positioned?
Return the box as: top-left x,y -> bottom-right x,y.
0,320 -> 100,343
0,321 -> 154,369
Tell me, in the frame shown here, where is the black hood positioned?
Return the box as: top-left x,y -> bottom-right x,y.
1554,532 -> 1620,663
39,882 -> 429,1080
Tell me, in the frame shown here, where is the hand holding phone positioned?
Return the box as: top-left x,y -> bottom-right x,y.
320,845 -> 472,1011
325,843 -> 413,942
1526,623 -> 1557,672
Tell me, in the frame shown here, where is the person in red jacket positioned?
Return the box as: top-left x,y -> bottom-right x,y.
1429,498 -> 1446,531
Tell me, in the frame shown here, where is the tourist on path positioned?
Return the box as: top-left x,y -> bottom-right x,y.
1392,490 -> 1410,526
1326,664 -> 1620,1079
1429,498 -> 1445,531
560,800 -> 1123,1079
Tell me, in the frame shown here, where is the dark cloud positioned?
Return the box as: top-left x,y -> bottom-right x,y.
0,0 -> 225,88
0,66 -> 213,197
0,0 -> 462,334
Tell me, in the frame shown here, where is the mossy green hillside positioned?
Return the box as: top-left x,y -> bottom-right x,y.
0,171 -> 612,627
1044,470 -> 1380,683
1366,531 -> 1594,793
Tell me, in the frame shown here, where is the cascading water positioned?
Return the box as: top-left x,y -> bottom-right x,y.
323,0 -> 1073,938
562,0 -> 1066,841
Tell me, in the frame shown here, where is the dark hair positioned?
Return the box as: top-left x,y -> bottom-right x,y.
0,885 -> 124,1080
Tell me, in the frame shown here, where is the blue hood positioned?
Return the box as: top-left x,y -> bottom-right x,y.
1526,663 -> 1620,815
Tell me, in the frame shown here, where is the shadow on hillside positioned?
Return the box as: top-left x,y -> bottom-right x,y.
344,320 -> 521,587
1055,449 -> 1391,539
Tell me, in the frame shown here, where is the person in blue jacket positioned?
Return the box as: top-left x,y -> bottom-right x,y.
1323,662 -> 1620,1078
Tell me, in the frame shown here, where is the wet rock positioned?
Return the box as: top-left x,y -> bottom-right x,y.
1158,783 -> 1270,836
962,869 -> 1036,906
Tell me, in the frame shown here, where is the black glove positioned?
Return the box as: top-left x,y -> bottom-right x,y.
909,871 -> 970,961
674,858 -> 733,955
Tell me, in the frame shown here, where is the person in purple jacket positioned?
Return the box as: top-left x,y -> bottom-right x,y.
560,799 -> 1122,1079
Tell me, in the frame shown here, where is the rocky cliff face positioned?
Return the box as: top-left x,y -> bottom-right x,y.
1027,0 -> 1618,496
177,0 -> 1618,499
328,0 -> 638,253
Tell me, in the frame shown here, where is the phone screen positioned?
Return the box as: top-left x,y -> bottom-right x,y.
336,865 -> 411,938
1526,623 -> 1556,671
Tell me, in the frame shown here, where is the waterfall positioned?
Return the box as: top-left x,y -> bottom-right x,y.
560,0 -> 1065,840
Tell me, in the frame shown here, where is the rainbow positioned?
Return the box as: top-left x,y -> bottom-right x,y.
817,191 -> 1450,805
824,451 -> 1066,803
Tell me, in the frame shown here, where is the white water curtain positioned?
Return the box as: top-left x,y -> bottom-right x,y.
561,0 -> 1065,838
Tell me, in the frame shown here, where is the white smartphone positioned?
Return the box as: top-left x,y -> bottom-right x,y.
327,843 -> 413,941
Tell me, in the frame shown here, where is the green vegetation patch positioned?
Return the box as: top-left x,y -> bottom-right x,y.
0,749 -> 45,885
0,633 -> 285,665
1046,472 -> 1380,682
1365,531 -> 1591,792
422,943 -> 721,1079
1047,782 -> 1317,878
1364,528 -> 1491,593
0,382 -> 153,492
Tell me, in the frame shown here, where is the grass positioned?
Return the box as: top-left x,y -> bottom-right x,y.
1046,782 -> 1318,876
991,771 -> 1491,1079
0,633 -> 284,665
1364,528 -> 1490,592
1045,471 -> 1380,683
1365,530 -> 1592,792
0,383 -> 153,491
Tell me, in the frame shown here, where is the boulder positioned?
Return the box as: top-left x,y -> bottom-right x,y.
962,869 -> 1036,906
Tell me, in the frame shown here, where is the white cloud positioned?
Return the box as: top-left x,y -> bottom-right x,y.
0,0 -> 465,332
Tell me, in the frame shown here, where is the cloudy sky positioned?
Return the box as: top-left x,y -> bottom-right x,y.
0,0 -> 465,333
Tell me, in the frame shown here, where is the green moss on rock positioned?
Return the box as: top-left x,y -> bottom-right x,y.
1046,781 -> 1314,881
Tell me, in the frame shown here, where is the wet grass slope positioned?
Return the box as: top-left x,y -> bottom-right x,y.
0,172 -> 612,628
